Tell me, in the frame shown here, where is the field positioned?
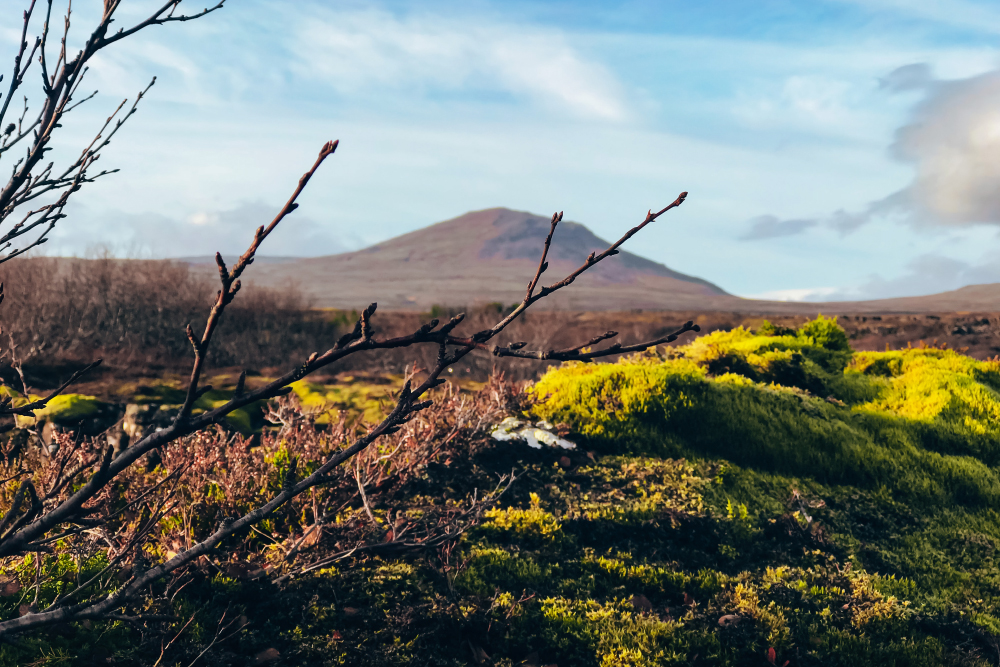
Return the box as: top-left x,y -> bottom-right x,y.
6,314 -> 1000,665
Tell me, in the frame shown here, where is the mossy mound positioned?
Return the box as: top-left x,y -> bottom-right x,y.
121,384 -> 265,435
290,377 -> 400,424
13,392 -> 119,435
34,394 -> 105,423
525,317 -> 1000,645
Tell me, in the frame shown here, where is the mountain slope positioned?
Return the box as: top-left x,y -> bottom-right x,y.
180,208 -> 1000,313
196,207 -> 735,311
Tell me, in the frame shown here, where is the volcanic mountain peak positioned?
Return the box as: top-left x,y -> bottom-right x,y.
333,207 -> 726,293
177,207 -> 1000,313
231,207 -> 729,310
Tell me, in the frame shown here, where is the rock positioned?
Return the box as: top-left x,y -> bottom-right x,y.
718,614 -> 740,627
630,593 -> 653,613
253,648 -> 280,665
124,403 -> 178,439
491,417 -> 576,450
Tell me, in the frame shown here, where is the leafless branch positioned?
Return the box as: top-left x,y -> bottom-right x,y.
0,1 -> 698,640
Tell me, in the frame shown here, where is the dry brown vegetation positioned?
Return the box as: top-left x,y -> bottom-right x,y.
7,255 -> 1000,395
0,255 -> 340,385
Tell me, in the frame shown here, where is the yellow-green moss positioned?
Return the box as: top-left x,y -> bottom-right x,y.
482,492 -> 565,547
24,393 -> 105,426
290,379 -> 397,424
530,318 -> 1000,508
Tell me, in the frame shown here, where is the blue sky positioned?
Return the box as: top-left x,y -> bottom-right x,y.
7,0 -> 1000,301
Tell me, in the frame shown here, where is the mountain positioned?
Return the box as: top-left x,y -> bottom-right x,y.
821,284 -> 1000,313
188,208 -> 738,311
179,208 -> 1000,313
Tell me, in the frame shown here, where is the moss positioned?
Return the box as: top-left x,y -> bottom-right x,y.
28,393 -> 106,425
519,317 -> 1000,653
290,379 -> 398,424
531,322 -> 1000,509
481,492 -> 566,547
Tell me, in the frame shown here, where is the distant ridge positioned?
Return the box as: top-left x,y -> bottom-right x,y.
176,208 -> 1000,313
174,255 -> 302,266
184,208 -> 736,311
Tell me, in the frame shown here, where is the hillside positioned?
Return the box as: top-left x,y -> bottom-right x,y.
185,207 -> 736,311
181,208 -> 1000,314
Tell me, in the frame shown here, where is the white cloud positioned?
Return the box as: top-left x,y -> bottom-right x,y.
748,287 -> 839,302
291,8 -> 628,121
45,201 -> 353,258
890,68 -> 1000,226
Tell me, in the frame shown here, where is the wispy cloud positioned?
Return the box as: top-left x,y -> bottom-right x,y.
46,201 -> 353,259
731,73 -> 878,143
739,215 -> 818,241
832,0 -> 1000,35
289,8 -> 628,121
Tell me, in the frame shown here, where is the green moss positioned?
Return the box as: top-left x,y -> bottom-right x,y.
31,393 -> 106,424
290,379 -> 397,424
481,492 -> 566,547
531,320 -> 1000,509
519,316 -> 1000,647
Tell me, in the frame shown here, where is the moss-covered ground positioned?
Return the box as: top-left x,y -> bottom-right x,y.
6,317 -> 1000,665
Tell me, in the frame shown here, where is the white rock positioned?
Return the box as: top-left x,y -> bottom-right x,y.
490,418 -> 575,450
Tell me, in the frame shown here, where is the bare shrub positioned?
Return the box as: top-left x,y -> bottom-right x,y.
0,255 -> 342,374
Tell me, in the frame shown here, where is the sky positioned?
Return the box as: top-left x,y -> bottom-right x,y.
4,0 -> 1000,301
